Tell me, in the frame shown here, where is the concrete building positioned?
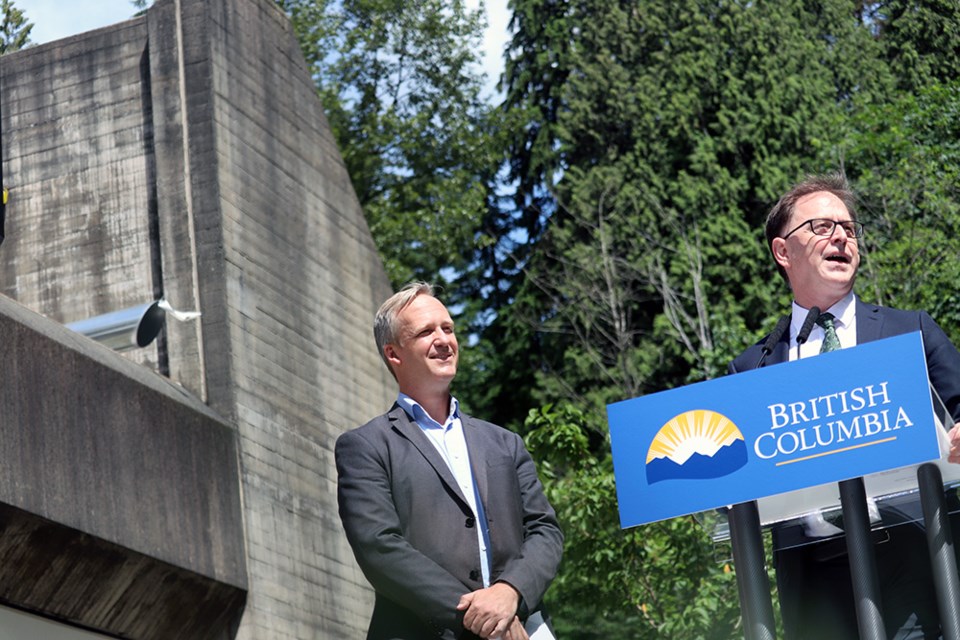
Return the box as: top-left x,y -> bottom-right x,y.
0,0 -> 391,636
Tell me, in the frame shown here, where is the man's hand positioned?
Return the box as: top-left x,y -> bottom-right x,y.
948,424 -> 960,464
456,582 -> 520,639
503,615 -> 530,640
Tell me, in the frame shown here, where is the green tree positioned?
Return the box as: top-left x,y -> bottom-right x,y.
868,0 -> 960,91
275,0 -> 503,291
491,0 -> 960,636
844,81 -> 960,331
131,1 -> 153,15
525,403 -> 745,639
0,0 -> 32,54
501,0 -> 891,419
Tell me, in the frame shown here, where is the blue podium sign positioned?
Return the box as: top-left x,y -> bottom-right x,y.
607,332 -> 941,529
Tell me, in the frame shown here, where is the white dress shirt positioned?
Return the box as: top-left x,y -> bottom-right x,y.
785,292 -> 881,536
788,291 -> 858,361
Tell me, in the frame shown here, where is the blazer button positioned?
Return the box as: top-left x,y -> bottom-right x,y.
465,517 -> 475,528
469,569 -> 480,581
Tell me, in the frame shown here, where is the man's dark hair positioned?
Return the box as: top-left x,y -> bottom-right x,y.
765,173 -> 858,280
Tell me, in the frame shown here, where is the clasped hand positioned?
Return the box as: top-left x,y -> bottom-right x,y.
949,424 -> 960,464
456,582 -> 528,640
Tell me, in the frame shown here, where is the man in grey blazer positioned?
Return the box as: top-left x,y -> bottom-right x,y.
336,282 -> 563,640
729,174 -> 960,639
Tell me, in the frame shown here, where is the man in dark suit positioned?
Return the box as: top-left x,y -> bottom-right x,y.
336,282 -> 563,640
729,173 -> 960,639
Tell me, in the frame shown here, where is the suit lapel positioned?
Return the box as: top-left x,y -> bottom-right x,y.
769,337 -> 790,366
461,415 -> 490,508
387,404 -> 469,506
856,298 -> 883,344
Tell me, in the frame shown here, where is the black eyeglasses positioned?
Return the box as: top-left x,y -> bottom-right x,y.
782,218 -> 864,239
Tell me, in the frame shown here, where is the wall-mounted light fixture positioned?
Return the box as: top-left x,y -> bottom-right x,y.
66,299 -> 200,352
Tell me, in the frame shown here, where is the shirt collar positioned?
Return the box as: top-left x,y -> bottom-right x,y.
826,291 -> 856,329
791,291 -> 856,334
397,392 -> 459,429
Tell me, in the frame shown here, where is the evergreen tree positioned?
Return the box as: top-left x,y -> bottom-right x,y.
869,0 -> 960,91
501,0 -> 892,419
494,1 -> 960,636
845,81 -> 960,329
0,0 -> 32,54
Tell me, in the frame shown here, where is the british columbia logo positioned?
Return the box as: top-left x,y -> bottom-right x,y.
646,409 -> 748,483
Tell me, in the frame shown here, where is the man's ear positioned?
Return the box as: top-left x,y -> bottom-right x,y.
771,237 -> 790,270
384,344 -> 401,367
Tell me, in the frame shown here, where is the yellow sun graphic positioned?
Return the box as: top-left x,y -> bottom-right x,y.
646,409 -> 744,465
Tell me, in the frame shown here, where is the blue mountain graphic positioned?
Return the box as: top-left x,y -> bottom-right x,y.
646,439 -> 748,484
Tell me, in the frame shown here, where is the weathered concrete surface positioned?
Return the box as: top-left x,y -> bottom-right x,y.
0,18 -> 162,371
143,0 -> 396,636
0,294 -> 246,639
0,0 -> 396,636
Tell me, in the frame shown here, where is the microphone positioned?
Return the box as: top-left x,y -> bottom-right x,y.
755,315 -> 791,368
796,306 -> 821,347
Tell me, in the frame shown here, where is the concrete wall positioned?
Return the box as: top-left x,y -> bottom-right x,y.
0,294 -> 245,639
0,0 -> 394,636
1,19 -> 162,370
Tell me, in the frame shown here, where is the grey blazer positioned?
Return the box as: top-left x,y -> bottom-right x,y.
336,404 -> 563,640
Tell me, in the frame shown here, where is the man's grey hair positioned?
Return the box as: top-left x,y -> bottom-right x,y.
374,281 -> 435,374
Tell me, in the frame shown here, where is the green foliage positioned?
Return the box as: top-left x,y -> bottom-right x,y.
0,0 -> 32,54
496,0 -> 891,422
844,81 -> 960,333
130,1 -> 153,16
275,0 -> 502,290
871,0 -> 960,91
525,403 -> 743,639
490,2 -> 960,636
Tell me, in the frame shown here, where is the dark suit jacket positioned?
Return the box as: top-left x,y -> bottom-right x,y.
729,298 -> 960,420
335,403 -> 563,640
729,298 -> 960,638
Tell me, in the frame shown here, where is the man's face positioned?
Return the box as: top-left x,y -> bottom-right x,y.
771,191 -> 860,309
386,294 -> 458,394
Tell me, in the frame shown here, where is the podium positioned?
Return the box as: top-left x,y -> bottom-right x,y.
726,452 -> 960,638
607,333 -> 960,639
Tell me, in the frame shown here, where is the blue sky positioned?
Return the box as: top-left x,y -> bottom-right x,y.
14,0 -> 511,98
14,0 -> 138,45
